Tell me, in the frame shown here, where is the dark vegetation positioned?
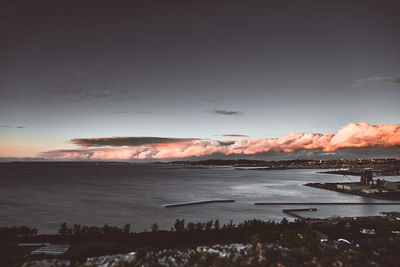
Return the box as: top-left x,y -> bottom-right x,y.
0,219 -> 309,266
1,218 -> 303,245
2,216 -> 400,266
0,225 -> 38,239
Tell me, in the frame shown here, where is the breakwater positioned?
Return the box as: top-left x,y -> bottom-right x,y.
254,202 -> 400,205
164,199 -> 235,208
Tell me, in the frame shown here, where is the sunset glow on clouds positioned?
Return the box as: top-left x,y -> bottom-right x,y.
40,123 -> 400,160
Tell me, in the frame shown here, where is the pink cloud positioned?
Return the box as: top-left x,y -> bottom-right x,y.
40,122 -> 400,160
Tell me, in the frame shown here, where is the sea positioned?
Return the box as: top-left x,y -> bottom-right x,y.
1,162 -> 399,233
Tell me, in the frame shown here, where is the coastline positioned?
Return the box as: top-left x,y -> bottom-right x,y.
304,182 -> 400,200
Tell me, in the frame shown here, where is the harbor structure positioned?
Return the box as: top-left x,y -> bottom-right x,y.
361,169 -> 373,185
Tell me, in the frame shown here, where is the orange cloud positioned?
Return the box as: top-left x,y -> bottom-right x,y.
40,122 -> 400,160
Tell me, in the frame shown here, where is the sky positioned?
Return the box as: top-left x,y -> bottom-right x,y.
1,0 -> 399,160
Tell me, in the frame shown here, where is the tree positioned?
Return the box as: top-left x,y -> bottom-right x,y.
186,222 -> 195,232
280,217 -> 289,226
174,219 -> 185,232
72,224 -> 83,239
214,219 -> 220,230
123,224 -> 131,235
205,220 -> 213,231
151,223 -> 159,232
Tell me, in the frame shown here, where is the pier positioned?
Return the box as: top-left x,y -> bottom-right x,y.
282,208 -> 317,220
164,199 -> 235,208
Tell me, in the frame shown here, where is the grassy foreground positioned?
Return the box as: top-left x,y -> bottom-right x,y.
2,216 -> 400,266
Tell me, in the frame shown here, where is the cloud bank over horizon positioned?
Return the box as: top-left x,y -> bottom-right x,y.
40,122 -> 400,160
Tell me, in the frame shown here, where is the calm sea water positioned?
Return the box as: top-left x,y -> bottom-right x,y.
1,162 -> 399,233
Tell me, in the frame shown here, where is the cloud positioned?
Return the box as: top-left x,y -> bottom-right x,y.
3,87 -> 118,102
1,125 -> 26,128
209,109 -> 242,116
351,74 -> 400,88
40,122 -> 400,160
71,137 -> 198,147
1,63 -> 139,103
222,134 -> 249,137
110,111 -> 153,115
92,90 -> 111,98
40,149 -> 97,160
387,77 -> 400,84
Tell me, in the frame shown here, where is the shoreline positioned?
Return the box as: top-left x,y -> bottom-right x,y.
304,182 -> 400,200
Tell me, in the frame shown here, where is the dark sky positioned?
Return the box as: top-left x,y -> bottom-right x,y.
1,0 -> 399,158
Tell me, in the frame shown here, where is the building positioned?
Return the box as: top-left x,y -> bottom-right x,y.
360,229 -> 376,235
360,170 -> 373,185
337,184 -> 344,190
362,188 -> 379,194
343,184 -> 368,191
384,181 -> 399,191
